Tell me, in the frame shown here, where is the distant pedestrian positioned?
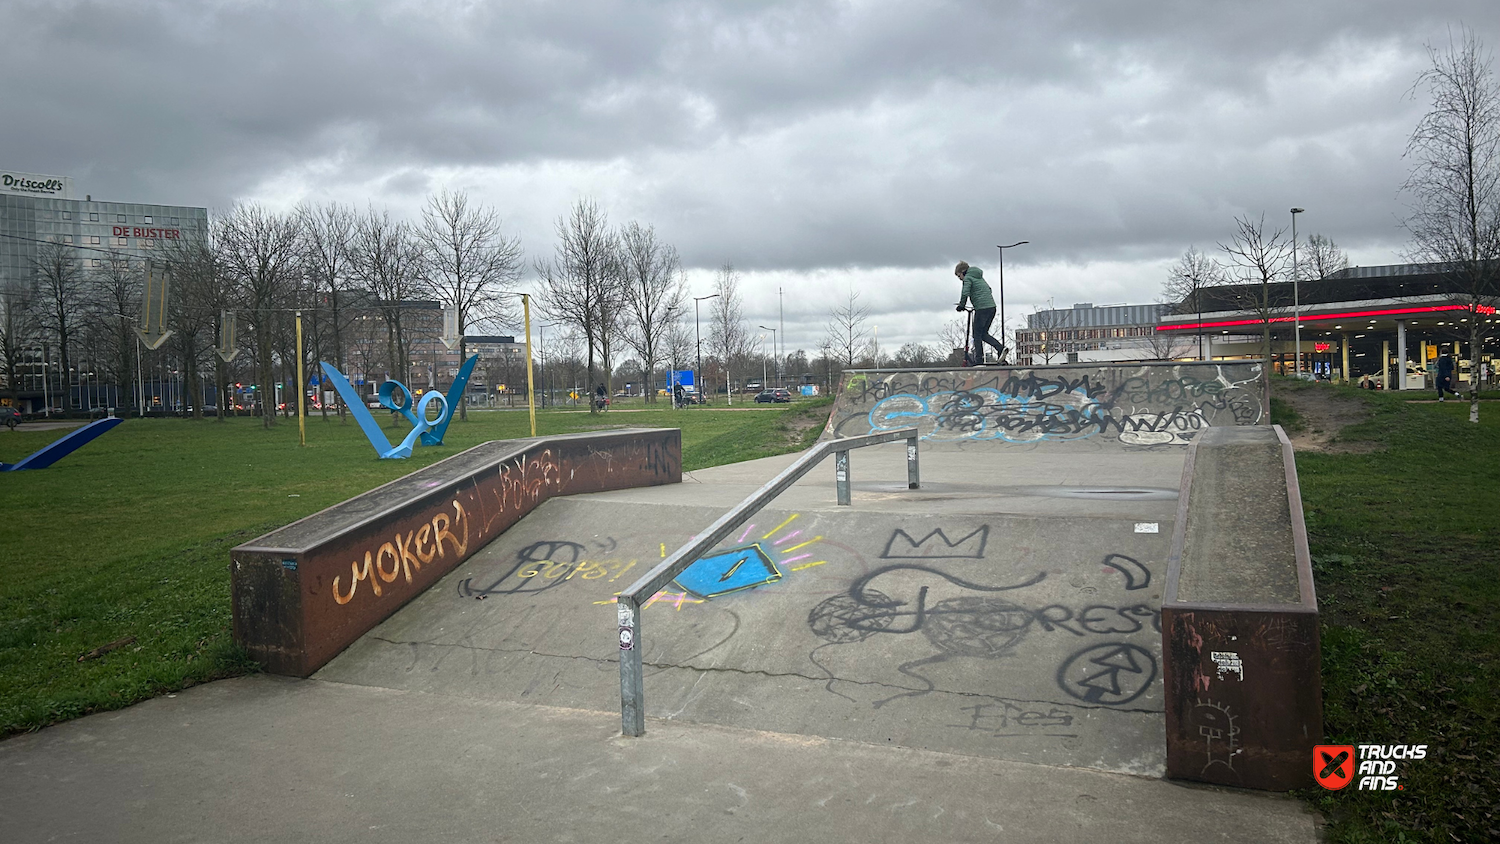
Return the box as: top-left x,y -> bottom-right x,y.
954,261 -> 1007,365
1436,354 -> 1459,401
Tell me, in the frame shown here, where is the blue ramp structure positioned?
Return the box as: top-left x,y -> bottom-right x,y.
1,417 -> 124,471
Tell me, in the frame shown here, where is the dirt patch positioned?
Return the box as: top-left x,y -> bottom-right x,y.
784,402 -> 834,447
1275,384 -> 1377,453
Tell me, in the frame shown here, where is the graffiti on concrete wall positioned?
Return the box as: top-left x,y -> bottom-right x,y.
803,546 -> 1160,709
1189,698 -> 1242,780
831,365 -> 1263,445
442,517 -> 1163,745
333,500 -> 470,605
326,441 -> 671,612
459,512 -> 829,607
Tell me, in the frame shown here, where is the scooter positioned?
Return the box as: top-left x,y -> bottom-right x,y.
960,307 -> 982,367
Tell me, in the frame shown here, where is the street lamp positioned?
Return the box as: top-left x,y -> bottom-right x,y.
759,333 -> 769,390
694,294 -> 719,402
758,325 -> 777,388
995,241 -> 1029,362
1290,207 -> 1304,377
663,304 -> 682,405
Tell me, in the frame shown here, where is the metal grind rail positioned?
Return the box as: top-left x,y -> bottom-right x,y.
615,427 -> 921,736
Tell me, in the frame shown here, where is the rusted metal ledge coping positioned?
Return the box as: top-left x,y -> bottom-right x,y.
231,428 -> 681,677
1160,425 -> 1321,791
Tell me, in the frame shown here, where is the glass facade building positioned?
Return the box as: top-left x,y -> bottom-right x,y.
1,174 -> 208,413
1,177 -> 207,295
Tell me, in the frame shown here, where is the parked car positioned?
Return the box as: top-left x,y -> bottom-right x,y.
755,388 -> 793,403
2,406 -> 20,429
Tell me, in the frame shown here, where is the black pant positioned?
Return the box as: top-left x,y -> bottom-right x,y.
971,307 -> 1005,359
1437,375 -> 1458,398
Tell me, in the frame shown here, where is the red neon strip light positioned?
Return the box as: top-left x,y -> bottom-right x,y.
1156,304 -> 1486,332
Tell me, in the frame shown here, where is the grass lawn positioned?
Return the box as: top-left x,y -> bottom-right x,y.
0,398 -> 831,738
1279,381 -> 1500,842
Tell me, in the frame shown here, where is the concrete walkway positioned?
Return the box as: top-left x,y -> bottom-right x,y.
0,424 -> 1323,841
0,674 -> 1319,843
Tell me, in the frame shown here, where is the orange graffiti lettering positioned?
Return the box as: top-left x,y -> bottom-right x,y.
397,530 -> 422,583
332,498 -> 469,608
332,551 -> 380,605
375,542 -> 400,583
414,524 -> 436,564
433,500 -> 469,557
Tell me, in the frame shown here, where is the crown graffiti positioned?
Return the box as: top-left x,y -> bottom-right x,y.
881,526 -> 989,559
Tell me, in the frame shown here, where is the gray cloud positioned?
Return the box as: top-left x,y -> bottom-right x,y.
4,0 -> 1498,350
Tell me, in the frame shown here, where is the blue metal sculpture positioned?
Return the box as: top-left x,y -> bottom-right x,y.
320,356 -> 477,459
1,416 -> 124,471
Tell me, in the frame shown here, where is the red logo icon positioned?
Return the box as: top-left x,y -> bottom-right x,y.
1315,745 -> 1355,790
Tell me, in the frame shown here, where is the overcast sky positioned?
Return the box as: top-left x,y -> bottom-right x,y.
5,1 -> 1499,354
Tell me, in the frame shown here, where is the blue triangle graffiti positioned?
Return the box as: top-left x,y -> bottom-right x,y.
674,544 -> 782,599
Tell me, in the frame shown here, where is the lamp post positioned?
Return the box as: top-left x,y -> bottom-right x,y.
694,294 -> 718,402
995,241 -> 1029,361
663,304 -> 682,405
1290,207 -> 1304,377
759,333 -> 769,389
758,324 -> 776,388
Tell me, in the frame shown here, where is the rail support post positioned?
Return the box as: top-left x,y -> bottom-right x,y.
906,435 -> 920,489
835,449 -> 851,505
618,597 -> 645,736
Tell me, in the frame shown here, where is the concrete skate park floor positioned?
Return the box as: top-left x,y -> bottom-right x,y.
0,441 -> 1320,842
321,443 -> 1186,775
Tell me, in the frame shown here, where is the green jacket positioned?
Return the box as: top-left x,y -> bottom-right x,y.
957,267 -> 996,310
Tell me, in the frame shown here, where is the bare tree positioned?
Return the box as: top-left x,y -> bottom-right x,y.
0,288 -> 37,407
216,204 -> 303,427
300,202 -> 359,420
1028,302 -> 1074,365
893,341 -> 939,367
619,223 -> 685,403
351,206 -> 425,404
418,189 -> 524,420
1298,234 -> 1350,281
938,313 -> 968,363
33,240 -> 90,410
1143,324 -> 1192,360
163,221 -> 242,420
544,326 -> 586,405
662,313 -> 694,390
1162,246 -> 1225,360
537,199 -> 617,414
159,233 -> 219,419
1403,25 -> 1500,422
708,263 -> 753,400
1219,213 -> 1293,408
87,255 -> 141,413
824,286 -> 871,369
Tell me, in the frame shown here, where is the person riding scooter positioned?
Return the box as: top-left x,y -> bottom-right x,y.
954,261 -> 1007,365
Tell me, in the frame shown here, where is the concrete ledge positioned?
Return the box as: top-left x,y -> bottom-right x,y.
824,362 -> 1265,447
1161,425 -> 1322,791
230,428 -> 681,676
